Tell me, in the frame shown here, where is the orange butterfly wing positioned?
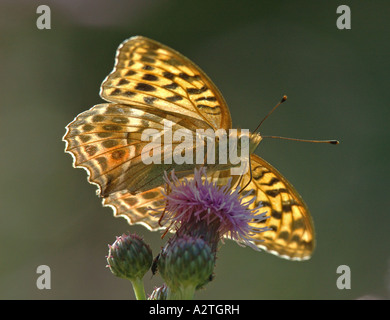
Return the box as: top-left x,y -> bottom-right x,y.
237,154 -> 315,260
100,36 -> 232,131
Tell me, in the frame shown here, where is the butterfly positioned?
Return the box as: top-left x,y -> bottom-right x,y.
63,36 -> 315,261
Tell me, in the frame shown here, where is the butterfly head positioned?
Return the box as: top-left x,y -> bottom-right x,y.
229,130 -> 262,156
249,132 -> 263,154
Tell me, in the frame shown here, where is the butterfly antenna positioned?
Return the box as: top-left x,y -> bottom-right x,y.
262,136 -> 339,144
253,95 -> 288,134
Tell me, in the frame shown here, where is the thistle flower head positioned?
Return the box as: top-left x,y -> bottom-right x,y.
161,167 -> 268,250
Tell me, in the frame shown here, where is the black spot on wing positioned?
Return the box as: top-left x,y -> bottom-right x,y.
187,86 -> 208,95
195,96 -> 217,102
265,188 -> 289,198
166,95 -> 183,102
163,82 -> 178,90
253,168 -> 269,180
142,74 -> 158,81
125,70 -> 137,76
144,96 -> 157,105
197,104 -> 221,115
282,200 -> 299,212
271,209 -> 282,219
92,115 -> 105,122
124,90 -> 136,97
118,79 -> 129,85
278,231 -> 290,241
142,65 -> 154,71
162,71 -> 175,80
110,88 -> 122,96
135,83 -> 156,92
260,177 -> 280,187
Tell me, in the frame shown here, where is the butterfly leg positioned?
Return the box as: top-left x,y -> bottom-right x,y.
161,220 -> 175,239
239,156 -> 253,193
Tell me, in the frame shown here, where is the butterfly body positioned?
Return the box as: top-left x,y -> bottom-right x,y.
64,36 -> 315,260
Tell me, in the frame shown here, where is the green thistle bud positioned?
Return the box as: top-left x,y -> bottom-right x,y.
148,284 -> 168,300
106,233 -> 153,300
107,233 -> 153,281
158,235 -> 215,299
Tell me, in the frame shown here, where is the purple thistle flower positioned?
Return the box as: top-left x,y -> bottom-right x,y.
160,167 -> 269,251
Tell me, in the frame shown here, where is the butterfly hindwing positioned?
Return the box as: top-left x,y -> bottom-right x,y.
64,102 -> 218,196
238,154 -> 315,260
103,187 -> 166,231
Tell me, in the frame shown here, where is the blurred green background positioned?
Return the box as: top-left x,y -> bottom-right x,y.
1,0 -> 389,300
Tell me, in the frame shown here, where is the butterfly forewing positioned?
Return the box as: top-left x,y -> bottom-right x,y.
100,36 -> 232,131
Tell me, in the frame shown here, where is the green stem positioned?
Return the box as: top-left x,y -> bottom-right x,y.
167,285 -> 196,300
180,285 -> 196,300
130,278 -> 146,300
